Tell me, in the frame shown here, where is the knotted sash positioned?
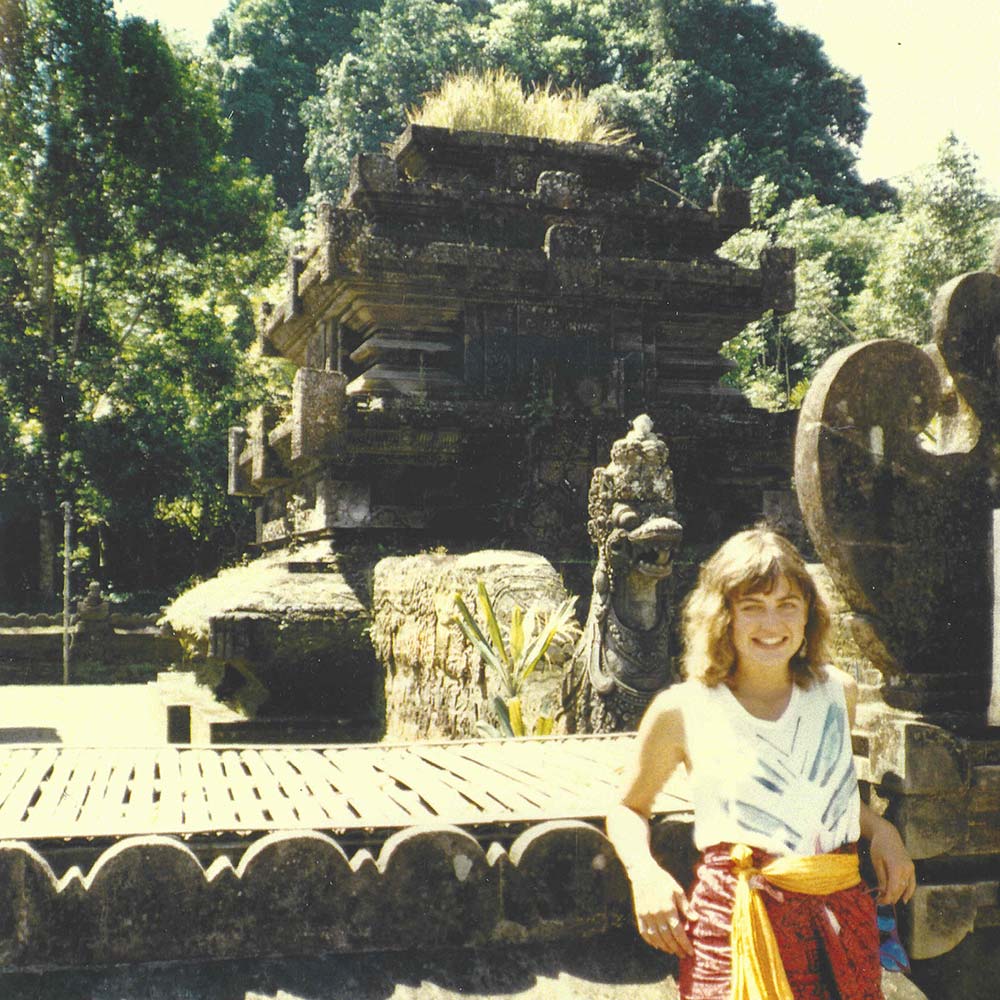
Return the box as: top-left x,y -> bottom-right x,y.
729,843 -> 861,1000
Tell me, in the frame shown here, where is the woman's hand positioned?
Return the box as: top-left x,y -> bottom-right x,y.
628,861 -> 695,956
864,807 -> 916,904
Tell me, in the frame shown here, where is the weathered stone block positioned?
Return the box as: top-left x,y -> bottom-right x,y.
209,612 -> 274,664
235,831 -> 356,954
82,837 -> 207,965
228,426 -> 254,496
286,253 -> 304,317
314,478 -> 372,529
506,821 -> 629,932
0,844 -> 61,968
291,369 -> 347,462
372,550 -> 577,741
162,542 -> 377,725
907,881 -> 999,960
543,224 -> 602,260
536,170 -> 585,209
375,826 -> 497,950
869,721 -> 968,796
249,405 -> 286,489
347,153 -> 400,202
892,793 -> 967,859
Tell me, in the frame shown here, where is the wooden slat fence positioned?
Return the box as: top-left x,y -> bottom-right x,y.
0,735 -> 690,841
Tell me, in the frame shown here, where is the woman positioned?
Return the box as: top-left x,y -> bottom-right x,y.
607,528 -> 915,1000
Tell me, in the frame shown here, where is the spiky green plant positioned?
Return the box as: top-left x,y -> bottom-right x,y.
408,68 -> 633,146
452,580 -> 578,737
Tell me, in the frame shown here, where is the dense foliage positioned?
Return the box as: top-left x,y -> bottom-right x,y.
206,0 -> 380,216
720,136 -> 1000,409
0,0 -> 281,597
2,0 -> 995,603
302,0 -> 480,201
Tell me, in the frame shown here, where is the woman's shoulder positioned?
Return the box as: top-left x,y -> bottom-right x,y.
811,664 -> 858,715
646,678 -> 722,716
816,664 -> 857,694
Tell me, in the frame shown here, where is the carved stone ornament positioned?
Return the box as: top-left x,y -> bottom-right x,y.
563,414 -> 683,732
795,270 -> 1000,716
74,580 -> 113,637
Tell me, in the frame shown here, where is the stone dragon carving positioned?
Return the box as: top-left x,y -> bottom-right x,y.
563,415 -> 683,732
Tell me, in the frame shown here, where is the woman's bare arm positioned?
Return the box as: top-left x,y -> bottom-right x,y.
834,666 -> 917,904
606,688 -> 694,956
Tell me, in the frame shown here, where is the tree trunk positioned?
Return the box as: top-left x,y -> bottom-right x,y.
38,509 -> 59,599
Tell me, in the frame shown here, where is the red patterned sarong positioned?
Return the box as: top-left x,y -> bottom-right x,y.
679,843 -> 882,1000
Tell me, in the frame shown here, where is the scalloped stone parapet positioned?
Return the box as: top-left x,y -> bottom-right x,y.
0,819 -> 657,971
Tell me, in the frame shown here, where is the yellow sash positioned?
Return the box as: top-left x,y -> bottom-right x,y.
729,843 -> 861,1000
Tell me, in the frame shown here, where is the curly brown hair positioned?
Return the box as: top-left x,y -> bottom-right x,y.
681,528 -> 830,688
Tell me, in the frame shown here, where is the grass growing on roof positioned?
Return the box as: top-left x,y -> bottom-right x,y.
408,68 -> 633,146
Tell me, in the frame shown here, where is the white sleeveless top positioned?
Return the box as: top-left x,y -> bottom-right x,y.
676,673 -> 861,856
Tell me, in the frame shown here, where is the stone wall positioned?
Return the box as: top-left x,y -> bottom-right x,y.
0,820 -> 637,970
0,818 -> 926,999
371,551 -> 578,741
0,615 -> 180,685
0,611 -> 160,628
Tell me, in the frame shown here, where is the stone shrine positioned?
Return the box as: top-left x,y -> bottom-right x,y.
229,125 -> 796,560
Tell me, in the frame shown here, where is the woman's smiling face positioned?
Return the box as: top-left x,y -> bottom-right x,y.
729,574 -> 808,675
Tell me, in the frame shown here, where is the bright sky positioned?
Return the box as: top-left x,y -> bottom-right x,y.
115,0 -> 1000,192
772,0 -> 1000,190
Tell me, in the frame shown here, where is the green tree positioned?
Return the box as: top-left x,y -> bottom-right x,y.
76,300 -> 280,591
0,0 -> 278,596
207,0 -> 379,217
721,180 -> 884,406
635,0 -> 870,207
720,137 -> 1000,409
303,0 -> 479,200
849,134 -> 1000,343
479,0 -> 654,94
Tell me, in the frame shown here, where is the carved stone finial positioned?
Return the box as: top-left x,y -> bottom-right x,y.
795,271 -> 1000,716
599,414 -> 675,514
564,415 -> 683,733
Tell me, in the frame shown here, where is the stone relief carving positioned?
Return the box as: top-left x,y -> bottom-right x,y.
563,415 -> 682,732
